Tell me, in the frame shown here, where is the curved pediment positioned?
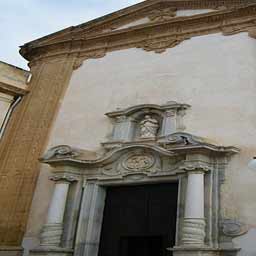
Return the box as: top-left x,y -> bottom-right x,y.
41,143 -> 176,167
41,132 -> 239,168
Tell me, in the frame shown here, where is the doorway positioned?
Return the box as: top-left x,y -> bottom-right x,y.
98,183 -> 178,256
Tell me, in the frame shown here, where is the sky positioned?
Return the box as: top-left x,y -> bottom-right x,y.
0,0 -> 143,70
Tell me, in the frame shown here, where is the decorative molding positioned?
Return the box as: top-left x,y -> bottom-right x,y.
222,21 -> 256,36
49,174 -> 79,183
179,161 -> 213,172
41,144 -> 175,166
42,145 -> 81,160
137,36 -> 188,53
122,153 -> 155,171
73,49 -> 106,70
40,223 -> 63,247
106,102 -> 190,118
167,132 -> 204,146
163,132 -> 240,155
41,132 -> 239,168
182,218 -> 206,246
220,219 -> 248,237
148,7 -> 177,22
20,3 -> 256,64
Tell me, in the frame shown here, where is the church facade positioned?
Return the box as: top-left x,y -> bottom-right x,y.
1,0 -> 256,256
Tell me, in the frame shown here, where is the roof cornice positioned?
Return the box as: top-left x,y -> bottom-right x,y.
20,3 -> 256,67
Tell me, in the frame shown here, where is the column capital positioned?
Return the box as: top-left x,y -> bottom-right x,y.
49,174 -> 79,183
179,161 -> 212,173
165,109 -> 177,117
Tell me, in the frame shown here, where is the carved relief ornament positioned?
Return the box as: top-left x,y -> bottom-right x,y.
42,145 -> 81,160
122,154 -> 155,171
148,7 -> 177,22
220,219 -> 248,237
49,174 -> 79,183
137,37 -> 189,54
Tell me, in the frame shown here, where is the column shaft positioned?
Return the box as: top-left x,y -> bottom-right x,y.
182,172 -> 206,247
40,181 -> 70,247
184,173 -> 204,219
47,182 -> 69,224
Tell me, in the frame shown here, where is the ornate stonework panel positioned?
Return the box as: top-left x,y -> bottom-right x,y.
148,7 -> 177,22
101,150 -> 162,179
122,154 -> 155,171
137,37 -> 188,54
42,145 -> 81,160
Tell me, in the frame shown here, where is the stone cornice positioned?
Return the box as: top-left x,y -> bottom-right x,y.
0,81 -> 29,96
105,102 -> 190,118
20,3 -> 256,67
21,0 -> 256,48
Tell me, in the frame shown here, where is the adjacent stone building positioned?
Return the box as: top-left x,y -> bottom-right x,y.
0,61 -> 30,138
1,0 -> 256,256
0,61 -> 30,255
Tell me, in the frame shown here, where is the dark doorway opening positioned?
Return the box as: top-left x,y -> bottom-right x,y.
98,183 -> 178,256
120,236 -> 163,256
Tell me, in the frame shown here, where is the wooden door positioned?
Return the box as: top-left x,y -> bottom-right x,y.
98,183 -> 178,256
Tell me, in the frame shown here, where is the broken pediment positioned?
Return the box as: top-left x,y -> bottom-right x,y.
40,132 -> 239,169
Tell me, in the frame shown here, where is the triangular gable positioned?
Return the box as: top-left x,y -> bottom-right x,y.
23,0 -> 256,49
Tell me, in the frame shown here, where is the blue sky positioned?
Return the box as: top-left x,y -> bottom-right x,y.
0,0 -> 143,69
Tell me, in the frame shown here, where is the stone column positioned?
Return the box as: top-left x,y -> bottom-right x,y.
40,175 -> 77,248
182,171 -> 206,247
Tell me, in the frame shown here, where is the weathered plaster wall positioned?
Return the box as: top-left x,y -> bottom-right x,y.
24,32 -> 256,255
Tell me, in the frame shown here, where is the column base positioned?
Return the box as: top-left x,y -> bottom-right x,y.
40,223 -> 63,247
29,247 -> 73,256
169,247 -> 241,256
182,218 -> 206,246
0,246 -> 23,256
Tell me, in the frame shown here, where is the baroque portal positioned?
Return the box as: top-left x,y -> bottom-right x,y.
30,102 -> 241,256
